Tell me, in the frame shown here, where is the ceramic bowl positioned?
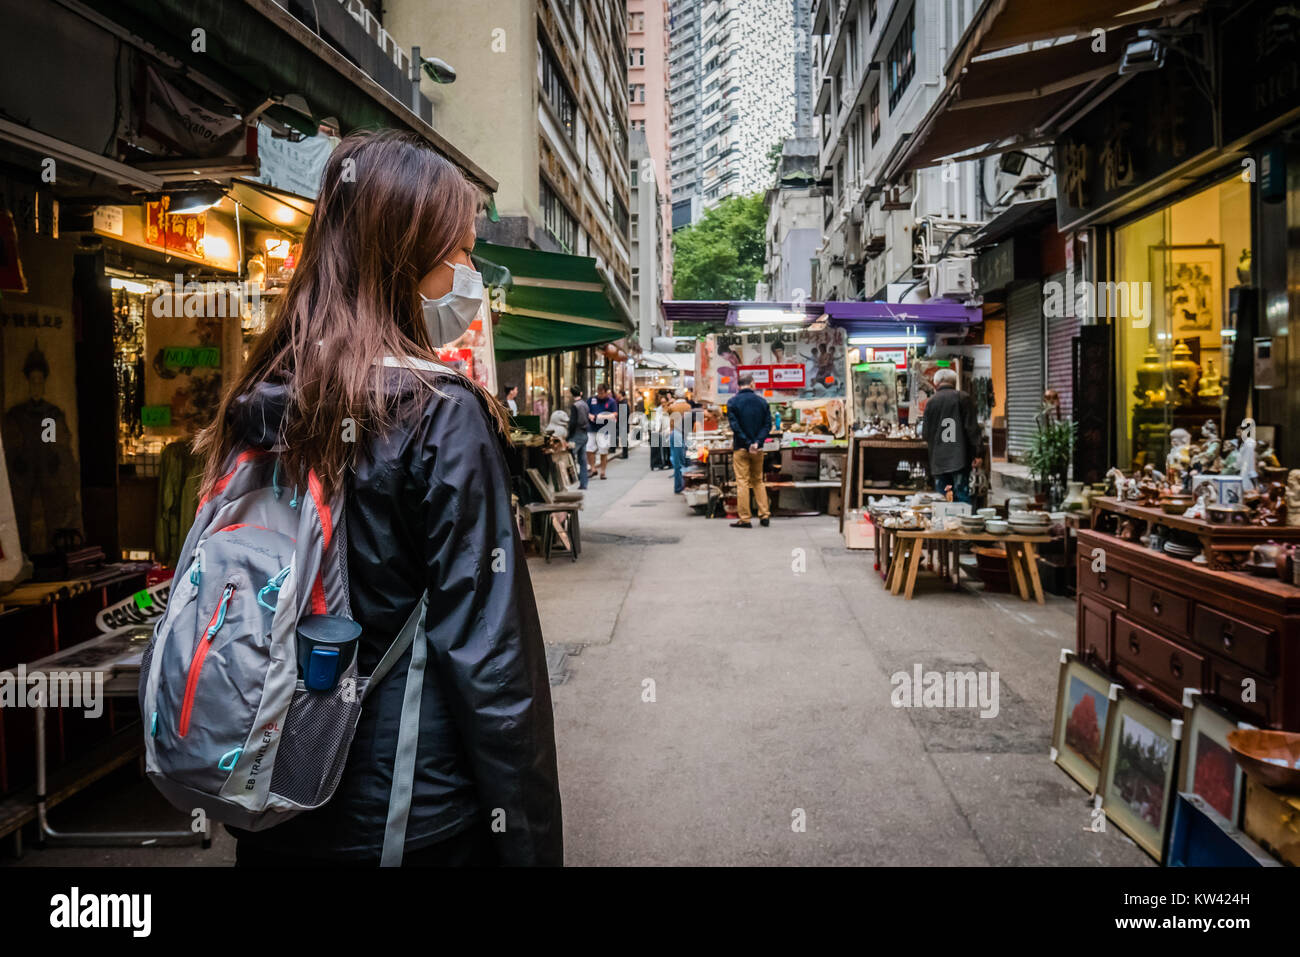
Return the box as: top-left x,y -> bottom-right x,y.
1009,522 -> 1048,536
1009,511 -> 1050,525
985,520 -> 1009,535
1227,729 -> 1300,791
976,507 -> 998,518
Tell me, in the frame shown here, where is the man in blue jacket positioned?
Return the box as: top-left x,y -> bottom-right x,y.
727,372 -> 772,528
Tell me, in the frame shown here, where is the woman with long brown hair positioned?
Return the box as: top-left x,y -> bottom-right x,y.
194,129 -> 562,866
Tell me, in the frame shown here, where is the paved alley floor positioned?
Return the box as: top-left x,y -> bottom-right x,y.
532,446 -> 1152,866
3,446 -> 1150,868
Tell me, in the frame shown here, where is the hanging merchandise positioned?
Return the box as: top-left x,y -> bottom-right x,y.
154,439 -> 203,567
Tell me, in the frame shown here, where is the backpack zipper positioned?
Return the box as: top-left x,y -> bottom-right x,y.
178,583 -> 235,738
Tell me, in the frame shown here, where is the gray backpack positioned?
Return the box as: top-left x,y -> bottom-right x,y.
139,446 -> 429,864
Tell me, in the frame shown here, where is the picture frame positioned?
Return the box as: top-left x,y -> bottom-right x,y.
1148,243 -> 1224,340
1178,690 -> 1251,828
1097,688 -> 1181,862
1050,650 -> 1115,794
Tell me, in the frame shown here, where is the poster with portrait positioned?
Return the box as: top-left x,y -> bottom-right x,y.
852,360 -> 899,425
791,326 -> 846,398
704,327 -> 847,401
1,303 -> 83,555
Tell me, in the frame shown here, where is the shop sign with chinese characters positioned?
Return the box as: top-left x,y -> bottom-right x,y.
1054,60 -> 1215,230
145,200 -> 206,259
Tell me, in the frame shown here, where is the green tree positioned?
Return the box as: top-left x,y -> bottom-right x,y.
767,140 -> 784,177
671,193 -> 767,301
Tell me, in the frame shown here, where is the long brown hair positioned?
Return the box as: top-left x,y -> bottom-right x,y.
195,129 -> 507,499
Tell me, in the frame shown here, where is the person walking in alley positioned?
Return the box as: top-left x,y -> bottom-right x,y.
503,383 -> 519,416
587,382 -> 618,480
566,384 -> 591,489
666,389 -> 692,493
192,129 -> 562,867
727,373 -> 771,527
921,367 -> 982,505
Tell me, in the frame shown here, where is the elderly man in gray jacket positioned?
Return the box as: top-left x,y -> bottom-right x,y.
921,368 -> 982,504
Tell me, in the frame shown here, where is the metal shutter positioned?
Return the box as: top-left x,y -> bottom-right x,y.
1046,271 -> 1079,420
1005,280 -> 1045,458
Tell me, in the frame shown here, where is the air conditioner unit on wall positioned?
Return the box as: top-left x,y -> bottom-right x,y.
929,257 -> 973,300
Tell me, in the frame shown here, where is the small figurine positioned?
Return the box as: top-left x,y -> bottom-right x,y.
1236,421 -> 1257,492
1167,428 -> 1192,472
1191,420 -> 1221,472
1287,469 -> 1300,527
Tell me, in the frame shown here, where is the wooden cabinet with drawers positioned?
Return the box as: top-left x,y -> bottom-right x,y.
1075,529 -> 1300,730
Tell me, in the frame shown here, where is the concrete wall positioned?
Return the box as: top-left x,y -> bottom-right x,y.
386,0 -> 537,223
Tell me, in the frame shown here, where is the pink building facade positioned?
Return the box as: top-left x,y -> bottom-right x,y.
628,0 -> 673,300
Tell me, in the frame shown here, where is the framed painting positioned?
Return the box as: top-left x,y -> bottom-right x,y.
1097,688 -> 1180,862
1149,244 -> 1224,341
1050,651 -> 1115,794
1178,691 -> 1250,827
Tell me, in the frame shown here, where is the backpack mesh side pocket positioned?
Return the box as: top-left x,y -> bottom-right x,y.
269,674 -> 365,808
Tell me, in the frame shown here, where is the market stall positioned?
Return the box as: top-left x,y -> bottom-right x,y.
1052,417 -> 1300,866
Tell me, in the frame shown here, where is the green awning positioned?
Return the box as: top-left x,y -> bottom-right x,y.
472,241 -> 634,362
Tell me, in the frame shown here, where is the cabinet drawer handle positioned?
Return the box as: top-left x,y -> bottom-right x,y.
1169,655 -> 1183,680
1222,629 -> 1234,650
1098,576 -> 1109,591
1128,634 -> 1140,656
1150,595 -> 1162,616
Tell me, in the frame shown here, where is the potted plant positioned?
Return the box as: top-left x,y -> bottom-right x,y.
1026,417 -> 1076,509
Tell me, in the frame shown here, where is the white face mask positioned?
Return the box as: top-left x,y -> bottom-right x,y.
420,260 -> 484,347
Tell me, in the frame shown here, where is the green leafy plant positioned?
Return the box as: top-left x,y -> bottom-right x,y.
1025,417 -> 1076,487
671,193 -> 767,301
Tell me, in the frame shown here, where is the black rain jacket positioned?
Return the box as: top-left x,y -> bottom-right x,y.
225,364 -> 563,865
921,384 -> 981,475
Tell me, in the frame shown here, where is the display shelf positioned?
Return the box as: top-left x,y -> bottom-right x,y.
1091,496 -> 1300,570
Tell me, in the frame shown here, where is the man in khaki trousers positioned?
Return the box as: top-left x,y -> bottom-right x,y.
726,373 -> 772,528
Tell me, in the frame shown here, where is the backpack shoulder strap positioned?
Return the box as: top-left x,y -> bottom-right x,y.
362,591 -> 427,702
369,591 -> 429,867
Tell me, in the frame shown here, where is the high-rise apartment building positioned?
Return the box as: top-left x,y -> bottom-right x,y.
630,131 -> 668,346
792,0 -> 815,137
386,0 -> 632,312
628,0 -> 674,303
668,0 -> 796,229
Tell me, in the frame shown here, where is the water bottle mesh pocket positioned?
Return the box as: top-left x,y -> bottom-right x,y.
269,678 -> 363,807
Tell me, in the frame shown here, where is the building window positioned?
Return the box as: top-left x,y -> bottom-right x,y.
631,118 -> 646,131
539,40 -> 576,138
887,7 -> 915,112
869,84 -> 880,144
629,11 -> 644,32
540,177 -> 578,253
629,83 -> 645,103
613,192 -> 630,235
629,47 -> 645,67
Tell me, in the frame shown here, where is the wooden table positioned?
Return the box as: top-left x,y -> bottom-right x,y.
886,528 -> 1053,602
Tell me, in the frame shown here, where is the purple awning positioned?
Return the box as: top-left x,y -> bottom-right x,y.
662,299 -> 982,328
821,300 -> 983,327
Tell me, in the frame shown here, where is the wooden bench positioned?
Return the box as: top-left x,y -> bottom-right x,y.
525,468 -> 582,562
